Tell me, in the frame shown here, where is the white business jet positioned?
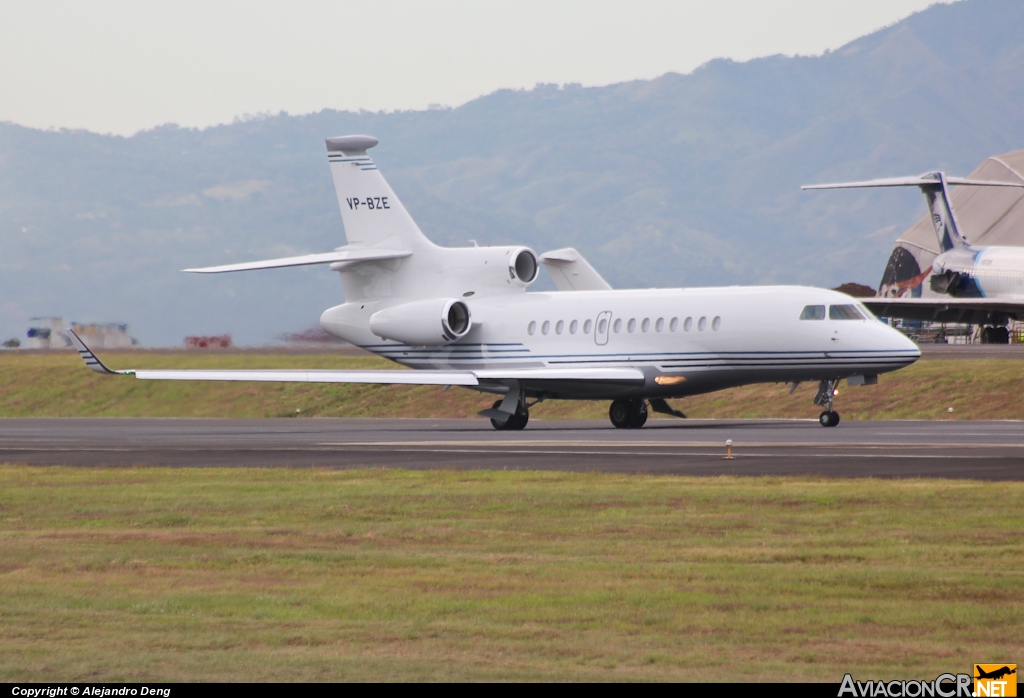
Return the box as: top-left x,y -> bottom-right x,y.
72,135 -> 920,428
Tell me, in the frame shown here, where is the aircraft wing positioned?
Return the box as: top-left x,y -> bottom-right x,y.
70,331 -> 643,385
862,297 -> 1024,323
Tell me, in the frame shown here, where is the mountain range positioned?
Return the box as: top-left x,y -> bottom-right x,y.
1,0 -> 1022,345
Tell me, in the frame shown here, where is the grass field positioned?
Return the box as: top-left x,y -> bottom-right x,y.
1,350 -> 1023,420
0,466 -> 1020,681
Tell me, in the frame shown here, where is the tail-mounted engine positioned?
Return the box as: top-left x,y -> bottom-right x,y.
369,298 -> 472,346
508,247 -> 539,286
929,270 -> 963,295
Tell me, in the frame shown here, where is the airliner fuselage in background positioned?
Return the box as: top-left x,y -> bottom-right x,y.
73,135 -> 920,429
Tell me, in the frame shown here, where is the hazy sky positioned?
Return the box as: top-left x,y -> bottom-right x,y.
1,0 -> 948,136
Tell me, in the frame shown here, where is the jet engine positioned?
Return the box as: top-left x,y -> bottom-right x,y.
507,247 -> 539,286
929,270 -> 964,295
369,298 -> 472,346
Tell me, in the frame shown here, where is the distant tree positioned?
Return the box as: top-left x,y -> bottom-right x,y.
832,283 -> 877,298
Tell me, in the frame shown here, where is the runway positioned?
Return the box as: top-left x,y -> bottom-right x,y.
1,418 -> 1022,480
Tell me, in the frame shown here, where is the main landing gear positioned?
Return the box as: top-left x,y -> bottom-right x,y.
489,399 -> 529,430
814,378 -> 841,427
609,398 -> 648,429
980,326 -> 1010,344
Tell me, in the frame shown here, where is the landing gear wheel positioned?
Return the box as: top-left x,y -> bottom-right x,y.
814,379 -> 841,427
632,402 -> 648,428
508,407 -> 529,430
981,326 -> 1010,344
609,399 -> 648,429
489,399 -> 529,431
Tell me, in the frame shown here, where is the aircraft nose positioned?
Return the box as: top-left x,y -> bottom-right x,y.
887,323 -> 921,363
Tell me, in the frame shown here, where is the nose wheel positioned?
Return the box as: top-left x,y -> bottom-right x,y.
609,399 -> 648,429
813,379 -> 841,428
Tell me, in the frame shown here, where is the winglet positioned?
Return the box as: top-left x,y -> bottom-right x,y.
68,329 -> 132,375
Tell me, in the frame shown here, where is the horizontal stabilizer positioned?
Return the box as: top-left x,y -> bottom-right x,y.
184,247 -> 411,273
539,248 -> 612,291
803,171 -> 1024,253
802,176 -> 1023,190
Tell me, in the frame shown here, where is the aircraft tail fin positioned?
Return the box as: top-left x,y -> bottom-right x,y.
325,136 -> 435,252
802,173 -> 1024,252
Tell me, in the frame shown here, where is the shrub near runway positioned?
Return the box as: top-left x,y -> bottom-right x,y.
0,350 -> 1022,420
0,466 -> 1020,681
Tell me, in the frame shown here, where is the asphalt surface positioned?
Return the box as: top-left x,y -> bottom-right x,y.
2,418 -> 1022,480
918,344 -> 1024,358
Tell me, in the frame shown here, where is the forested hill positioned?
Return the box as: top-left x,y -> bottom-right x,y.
2,0 -> 1022,345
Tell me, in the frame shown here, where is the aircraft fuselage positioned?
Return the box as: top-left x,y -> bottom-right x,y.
321,285 -> 920,400
932,245 -> 1024,299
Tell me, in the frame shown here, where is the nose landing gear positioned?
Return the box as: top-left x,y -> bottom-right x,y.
609,398 -> 648,429
818,410 -> 840,427
814,379 -> 841,427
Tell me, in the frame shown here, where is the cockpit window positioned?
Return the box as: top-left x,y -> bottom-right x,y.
800,305 -> 826,320
829,304 -> 864,320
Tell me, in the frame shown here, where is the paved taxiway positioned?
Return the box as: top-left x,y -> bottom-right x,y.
918,344 -> 1024,359
1,418 -> 1022,480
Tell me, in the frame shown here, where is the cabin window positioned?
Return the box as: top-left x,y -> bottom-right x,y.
800,305 -> 826,320
528,321 -> 537,335
655,317 -> 664,332
613,318 -> 622,333
570,319 -> 578,334
556,320 -> 564,335
542,320 -> 551,335
627,318 -> 636,333
670,317 -> 679,332
684,317 -> 693,332
829,304 -> 864,320
641,318 -> 650,333
712,316 -> 721,331
698,316 -> 707,331
585,319 -> 594,334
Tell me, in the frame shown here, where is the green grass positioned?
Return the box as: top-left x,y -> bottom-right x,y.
0,466 -> 1020,681
1,350 -> 1023,420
